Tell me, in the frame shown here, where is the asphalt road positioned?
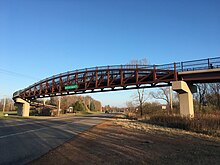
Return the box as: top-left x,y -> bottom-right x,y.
0,114 -> 112,165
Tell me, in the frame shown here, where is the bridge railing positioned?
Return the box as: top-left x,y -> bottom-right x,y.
179,57 -> 220,71
156,63 -> 180,70
19,64 -> 153,94
57,64 -> 155,77
15,57 -> 220,98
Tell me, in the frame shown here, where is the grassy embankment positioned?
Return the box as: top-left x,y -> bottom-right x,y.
0,110 -> 102,119
141,113 -> 220,137
126,111 -> 220,137
66,111 -> 102,117
0,111 -> 20,119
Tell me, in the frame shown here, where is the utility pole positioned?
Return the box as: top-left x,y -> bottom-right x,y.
3,97 -> 6,113
58,96 -> 61,116
10,103 -> 12,111
88,97 -> 91,111
43,98 -> 46,106
169,86 -> 173,113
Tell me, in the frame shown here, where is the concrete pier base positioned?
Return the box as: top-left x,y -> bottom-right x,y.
15,98 -> 30,117
172,81 -> 197,118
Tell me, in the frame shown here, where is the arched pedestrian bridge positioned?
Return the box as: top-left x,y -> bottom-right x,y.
13,57 -> 220,117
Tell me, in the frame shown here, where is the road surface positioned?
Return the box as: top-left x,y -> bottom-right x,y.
29,118 -> 220,165
0,114 -> 111,165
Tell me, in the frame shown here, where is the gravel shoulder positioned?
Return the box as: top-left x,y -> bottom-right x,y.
29,118 -> 220,165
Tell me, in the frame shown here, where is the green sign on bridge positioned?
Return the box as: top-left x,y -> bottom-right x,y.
64,84 -> 78,90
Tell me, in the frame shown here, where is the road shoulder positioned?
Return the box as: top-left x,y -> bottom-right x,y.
29,118 -> 220,165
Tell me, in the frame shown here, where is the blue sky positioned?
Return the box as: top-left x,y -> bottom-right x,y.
1,0 -> 220,106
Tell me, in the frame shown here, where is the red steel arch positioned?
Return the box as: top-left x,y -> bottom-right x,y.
13,57 -> 220,101
13,64 -> 177,100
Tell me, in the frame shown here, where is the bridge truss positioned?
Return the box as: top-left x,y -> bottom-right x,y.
13,57 -> 220,101
14,64 -> 178,100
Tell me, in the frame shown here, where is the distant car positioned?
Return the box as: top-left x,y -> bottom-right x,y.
105,110 -> 109,114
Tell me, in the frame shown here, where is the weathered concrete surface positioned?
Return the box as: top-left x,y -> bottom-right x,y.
172,81 -> 196,118
15,98 -> 30,117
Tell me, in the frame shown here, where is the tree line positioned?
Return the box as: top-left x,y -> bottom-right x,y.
126,83 -> 220,118
0,95 -> 102,113
0,98 -> 14,112
194,83 -> 220,112
46,95 -> 102,112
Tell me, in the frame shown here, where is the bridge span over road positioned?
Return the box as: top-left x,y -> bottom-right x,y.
13,57 -> 220,117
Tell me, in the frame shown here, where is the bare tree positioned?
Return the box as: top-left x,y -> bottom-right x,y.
150,87 -> 174,114
128,58 -> 149,117
137,89 -> 145,116
130,89 -> 147,116
194,84 -> 208,111
128,58 -> 149,65
193,83 -> 220,112
93,100 -> 102,111
0,98 -> 14,112
208,83 -> 220,110
126,101 -> 136,117
126,101 -> 135,111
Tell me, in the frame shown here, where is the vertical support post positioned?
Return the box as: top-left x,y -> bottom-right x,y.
67,71 -> 70,85
34,84 -> 36,96
120,65 -> 123,86
174,63 -> 177,81
153,65 -> 156,81
135,64 -> 138,85
22,92 -> 25,98
40,82 -> 42,95
59,74 -> 62,93
29,88 -> 31,97
181,62 -> 183,71
52,77 -> 55,93
208,58 -> 210,69
45,81 -> 49,94
172,81 -> 196,118
75,70 -> 78,86
3,97 -> 6,113
95,67 -> 98,88
169,86 -> 173,112
43,98 -> 46,106
15,98 -> 30,117
58,96 -> 61,116
84,68 -> 87,89
107,66 -> 110,86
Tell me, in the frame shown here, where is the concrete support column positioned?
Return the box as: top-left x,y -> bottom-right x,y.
14,98 -> 30,117
172,81 -> 197,118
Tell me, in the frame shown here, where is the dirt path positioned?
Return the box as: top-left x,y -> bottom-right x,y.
29,118 -> 220,165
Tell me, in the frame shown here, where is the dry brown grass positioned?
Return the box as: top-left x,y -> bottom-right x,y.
142,113 -> 220,137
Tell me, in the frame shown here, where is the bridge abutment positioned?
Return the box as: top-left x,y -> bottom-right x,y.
15,98 -> 30,117
172,81 -> 197,118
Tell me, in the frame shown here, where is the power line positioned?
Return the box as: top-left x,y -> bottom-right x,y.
0,68 -> 39,80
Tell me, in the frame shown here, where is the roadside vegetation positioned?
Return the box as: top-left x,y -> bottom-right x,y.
125,82 -> 220,137
125,108 -> 220,137
0,95 -> 102,118
28,95 -> 102,117
0,110 -> 23,120
143,113 -> 220,137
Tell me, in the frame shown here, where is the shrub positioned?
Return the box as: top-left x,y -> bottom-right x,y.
143,113 -> 220,136
29,110 -> 38,116
90,102 -> 96,111
73,101 -> 86,112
